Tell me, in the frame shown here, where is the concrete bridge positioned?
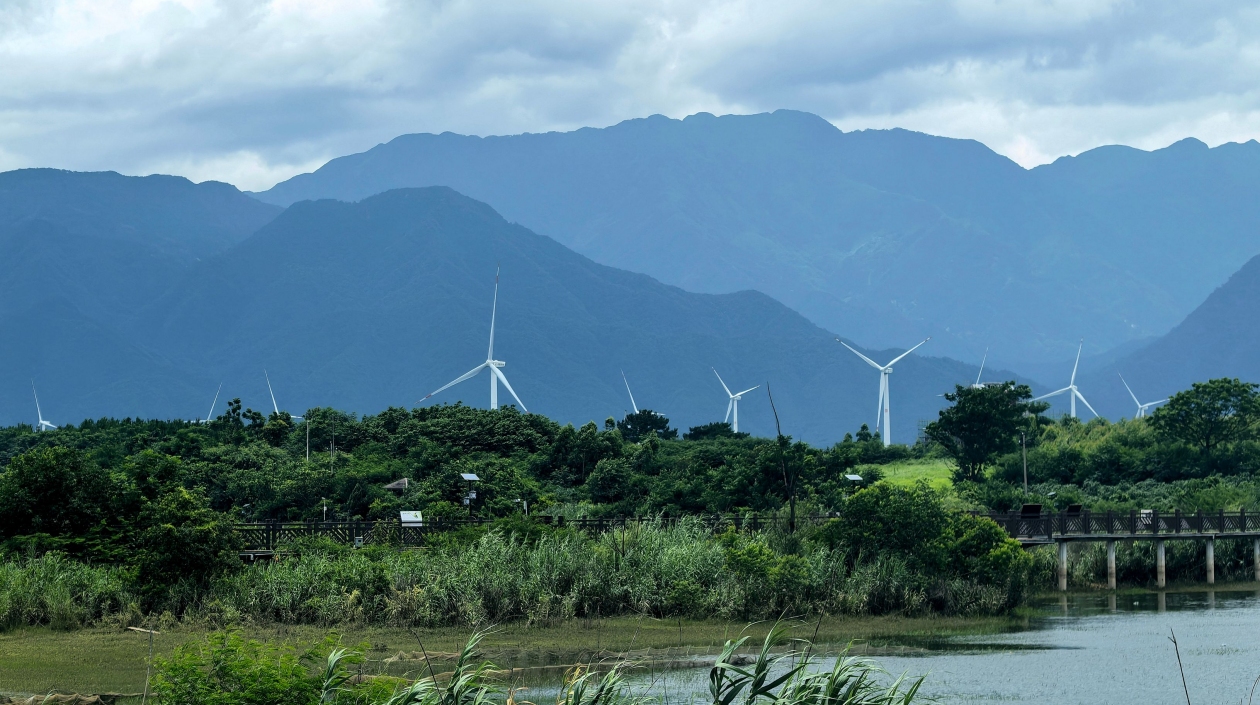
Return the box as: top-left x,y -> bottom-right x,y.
984,508 -> 1260,590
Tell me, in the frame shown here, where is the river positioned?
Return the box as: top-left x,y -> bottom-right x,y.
613,588 -> 1260,705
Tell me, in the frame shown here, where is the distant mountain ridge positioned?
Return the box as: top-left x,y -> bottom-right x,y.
0,180 -> 1020,443
255,111 -> 1260,366
1074,253 -> 1260,419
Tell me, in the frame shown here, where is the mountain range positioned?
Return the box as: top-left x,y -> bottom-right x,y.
0,172 -> 1011,443
256,110 -> 1260,368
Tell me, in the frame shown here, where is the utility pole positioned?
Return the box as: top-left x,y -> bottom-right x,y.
1022,431 -> 1028,494
305,420 -> 310,462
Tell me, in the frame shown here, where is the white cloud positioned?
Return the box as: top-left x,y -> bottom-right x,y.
2,0 -> 1260,189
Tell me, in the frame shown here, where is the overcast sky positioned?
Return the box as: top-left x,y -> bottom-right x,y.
3,0 -> 1259,191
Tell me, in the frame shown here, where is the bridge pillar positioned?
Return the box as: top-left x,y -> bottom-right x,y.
1206,538 -> 1215,585
1156,539 -> 1166,588
1106,540 -> 1116,589
1254,538 -> 1260,582
1058,540 -> 1068,591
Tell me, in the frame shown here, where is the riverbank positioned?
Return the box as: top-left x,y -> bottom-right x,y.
0,613 -> 1015,700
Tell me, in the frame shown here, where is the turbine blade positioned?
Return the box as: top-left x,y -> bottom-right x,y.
1033,387 -> 1071,401
886,337 -> 931,368
31,381 -> 42,421
421,363 -> 487,402
1118,373 -> 1141,407
491,366 -> 527,413
837,339 -> 883,370
724,398 -> 733,423
265,369 -> 279,415
206,382 -> 223,423
976,348 -> 988,385
712,368 -> 734,397
487,266 -> 499,360
1075,389 -> 1099,418
621,370 -> 638,414
736,385 -> 760,397
1070,339 -> 1083,385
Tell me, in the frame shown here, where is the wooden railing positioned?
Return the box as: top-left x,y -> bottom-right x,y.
982,509 -> 1260,539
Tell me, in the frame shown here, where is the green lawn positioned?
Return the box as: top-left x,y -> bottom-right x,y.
872,459 -> 954,490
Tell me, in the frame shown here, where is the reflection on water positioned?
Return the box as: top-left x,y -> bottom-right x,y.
509,589 -> 1260,705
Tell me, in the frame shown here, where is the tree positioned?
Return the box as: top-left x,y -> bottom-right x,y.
617,409 -> 678,442
0,446 -> 113,539
1149,378 -> 1260,458
683,422 -> 747,441
926,382 -> 1047,483
132,487 -> 241,597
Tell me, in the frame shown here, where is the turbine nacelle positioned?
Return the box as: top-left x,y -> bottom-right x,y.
489,360 -> 506,368
1033,340 -> 1098,418
712,368 -> 759,434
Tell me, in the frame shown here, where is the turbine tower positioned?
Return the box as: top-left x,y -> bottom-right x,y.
712,368 -> 758,434
838,337 -> 930,446
31,381 -> 56,431
1034,340 -> 1097,418
1119,373 -> 1166,418
421,268 -> 527,411
621,370 -> 639,414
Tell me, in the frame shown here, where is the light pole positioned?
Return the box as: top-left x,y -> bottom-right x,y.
1021,431 -> 1028,495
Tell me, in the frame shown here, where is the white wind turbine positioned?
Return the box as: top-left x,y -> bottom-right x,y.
1119,373 -> 1166,419
421,268 -> 527,411
712,368 -> 758,434
621,370 -> 638,414
265,370 -> 303,421
31,381 -> 56,431
838,337 -> 930,447
1034,340 -> 1097,418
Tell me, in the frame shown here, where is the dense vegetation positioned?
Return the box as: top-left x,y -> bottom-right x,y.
1,375 -> 1256,632
151,625 -> 926,705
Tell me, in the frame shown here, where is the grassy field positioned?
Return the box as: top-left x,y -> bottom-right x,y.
0,614 -> 1015,700
871,459 -> 954,490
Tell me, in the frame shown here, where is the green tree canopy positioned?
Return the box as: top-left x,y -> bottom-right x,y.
926,382 -> 1047,483
1150,378 -> 1260,459
616,409 -> 678,442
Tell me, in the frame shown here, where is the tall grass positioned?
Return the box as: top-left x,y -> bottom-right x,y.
199,519 -> 1014,627
0,552 -> 134,629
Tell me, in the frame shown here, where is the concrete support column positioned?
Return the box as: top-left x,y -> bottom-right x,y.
1157,539 -> 1166,588
1106,540 -> 1117,589
1058,541 -> 1068,592
1254,538 -> 1259,582
1206,538 -> 1215,585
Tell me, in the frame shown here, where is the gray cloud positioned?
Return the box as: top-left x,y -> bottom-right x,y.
2,0 -> 1260,189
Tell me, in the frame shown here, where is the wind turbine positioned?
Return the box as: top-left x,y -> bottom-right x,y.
838,337 -> 930,447
972,348 -> 989,388
621,370 -> 638,414
1034,340 -> 1097,418
204,383 -> 222,423
1119,373 -> 1166,418
31,382 -> 56,431
265,370 -> 303,421
712,368 -> 758,434
420,268 -> 527,411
